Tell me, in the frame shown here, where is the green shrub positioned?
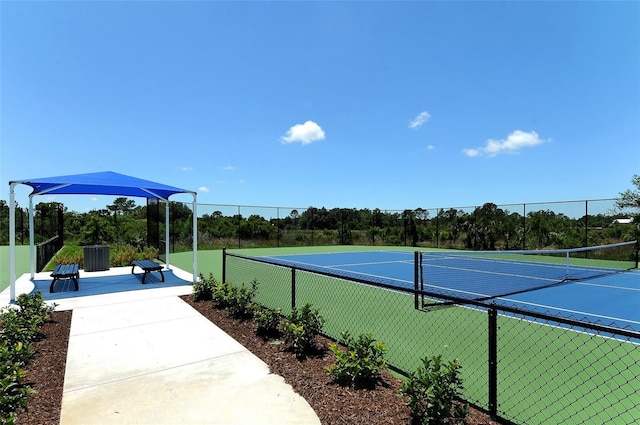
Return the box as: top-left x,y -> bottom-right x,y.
0,311 -> 36,366
254,307 -> 282,339
225,279 -> 258,319
212,281 -> 235,308
281,303 -> 325,358
0,311 -> 37,353
0,292 -> 56,424
0,350 -> 35,425
142,246 -> 159,259
1,293 -> 55,347
54,252 -> 84,268
193,273 -> 217,301
400,355 -> 469,425
112,245 -> 138,267
207,279 -> 258,319
15,292 -> 55,329
326,332 -> 388,387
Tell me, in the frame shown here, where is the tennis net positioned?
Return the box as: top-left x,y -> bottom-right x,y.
416,240 -> 638,303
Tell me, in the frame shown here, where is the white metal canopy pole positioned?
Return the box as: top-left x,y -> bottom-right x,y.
165,200 -> 170,270
9,183 -> 16,302
192,193 -> 198,282
29,196 -> 35,279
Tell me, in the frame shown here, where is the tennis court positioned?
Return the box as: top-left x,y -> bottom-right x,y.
259,243 -> 640,331
226,244 -> 640,424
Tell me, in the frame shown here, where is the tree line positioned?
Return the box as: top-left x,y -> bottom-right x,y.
1,199 -> 636,252
198,202 -> 637,250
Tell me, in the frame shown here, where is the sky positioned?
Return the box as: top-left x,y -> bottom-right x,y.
1,1 -> 639,215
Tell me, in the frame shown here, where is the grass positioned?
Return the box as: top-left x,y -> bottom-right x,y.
0,245 -> 31,293
44,245 -> 83,270
169,249 -> 222,281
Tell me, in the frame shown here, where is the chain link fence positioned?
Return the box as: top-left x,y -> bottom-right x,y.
492,303 -> 639,424
171,198 -> 637,252
223,250 -> 640,425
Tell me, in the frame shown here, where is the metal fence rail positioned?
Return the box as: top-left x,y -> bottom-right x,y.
223,250 -> 640,425
36,235 -> 62,272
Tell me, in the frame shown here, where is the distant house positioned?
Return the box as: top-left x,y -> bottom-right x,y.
611,218 -> 634,225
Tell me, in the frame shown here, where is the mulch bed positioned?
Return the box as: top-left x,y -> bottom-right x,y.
16,310 -> 72,425
181,295 -> 499,425
14,299 -> 499,424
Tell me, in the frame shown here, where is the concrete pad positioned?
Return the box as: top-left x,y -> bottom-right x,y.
63,300 -> 250,390
61,353 -> 319,425
1,266 -> 194,311
39,267 -> 321,425
51,283 -> 194,312
67,296 -> 199,335
0,273 -> 35,306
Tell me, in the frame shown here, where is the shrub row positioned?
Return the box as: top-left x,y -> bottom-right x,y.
0,292 -> 56,425
53,244 -> 160,269
192,274 -> 469,424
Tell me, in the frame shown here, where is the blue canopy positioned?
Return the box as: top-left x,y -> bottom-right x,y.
10,171 -> 195,200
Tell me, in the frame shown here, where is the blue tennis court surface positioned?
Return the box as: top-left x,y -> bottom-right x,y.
260,250 -> 640,331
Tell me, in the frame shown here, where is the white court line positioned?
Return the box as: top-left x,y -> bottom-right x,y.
496,297 -> 640,328
424,263 -> 558,283
573,281 -> 640,292
325,260 -> 413,268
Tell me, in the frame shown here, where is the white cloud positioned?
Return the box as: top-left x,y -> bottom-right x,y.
280,120 -> 325,145
222,165 -> 236,171
463,130 -> 549,157
181,166 -> 193,171
90,197 -> 98,202
198,186 -> 209,192
462,148 -> 481,157
409,111 -> 431,129
238,179 -> 245,184
427,144 -> 435,150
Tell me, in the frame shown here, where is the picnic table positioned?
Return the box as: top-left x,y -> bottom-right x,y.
50,263 -> 80,293
131,260 -> 165,284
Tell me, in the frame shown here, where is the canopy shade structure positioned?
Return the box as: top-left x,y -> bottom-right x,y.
8,171 -> 198,302
11,171 -> 195,199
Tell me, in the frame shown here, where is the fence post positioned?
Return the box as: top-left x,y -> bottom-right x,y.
237,205 -> 241,249
57,204 -> 64,246
522,203 -> 526,250
222,247 -> 227,283
340,209 -> 344,245
436,208 -> 440,249
584,200 -> 589,248
403,211 -> 407,246
488,306 -> 498,418
311,209 -> 315,246
414,251 -> 419,310
291,267 -> 297,310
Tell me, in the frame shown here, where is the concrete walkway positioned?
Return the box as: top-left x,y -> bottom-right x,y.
2,267 -> 321,425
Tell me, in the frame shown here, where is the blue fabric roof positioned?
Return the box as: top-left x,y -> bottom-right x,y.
10,171 -> 195,200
